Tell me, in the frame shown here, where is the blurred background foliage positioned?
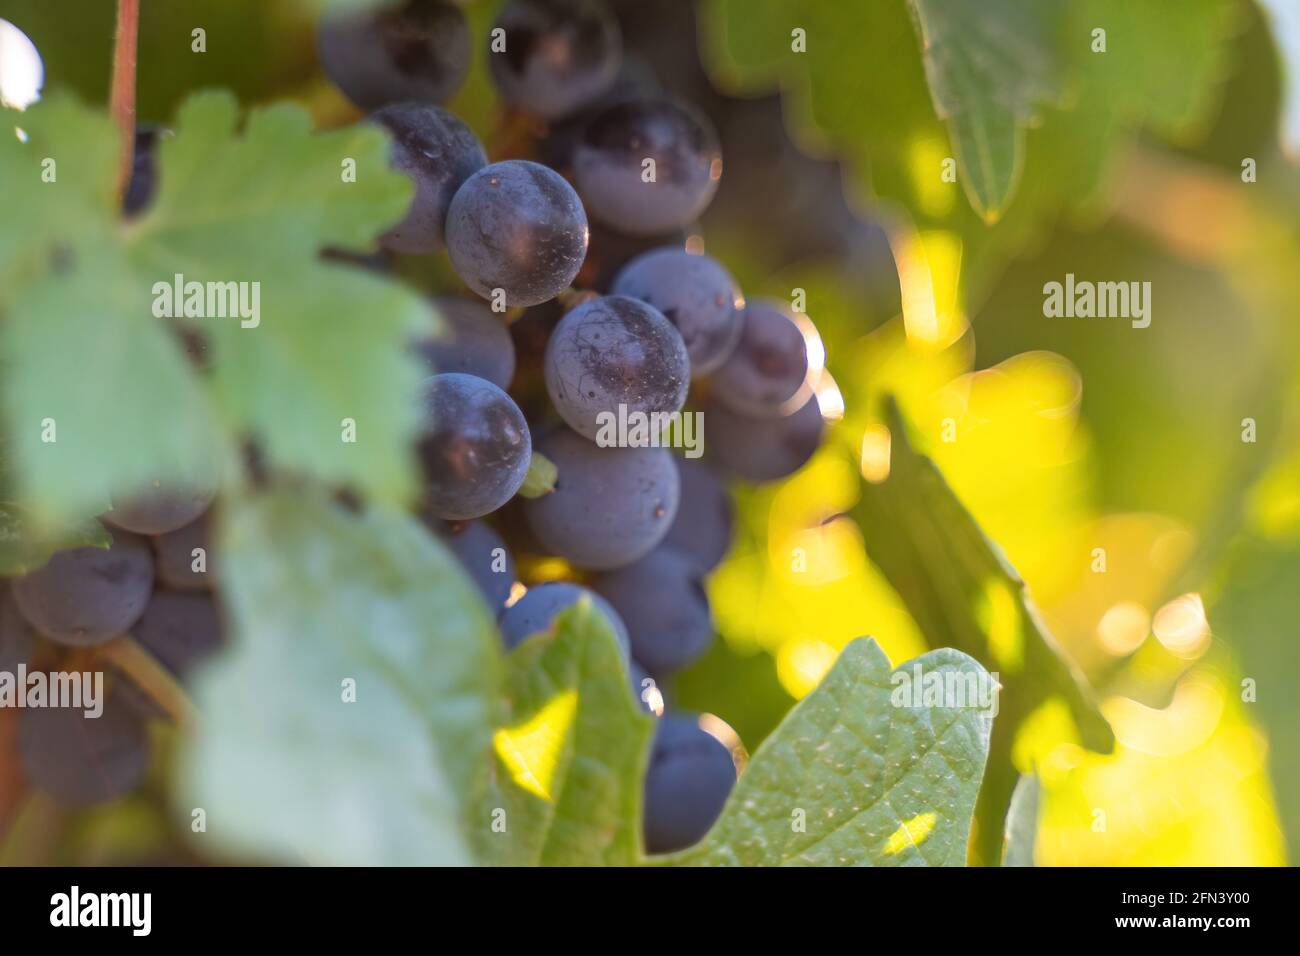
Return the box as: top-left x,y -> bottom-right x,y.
0,0 -> 1296,865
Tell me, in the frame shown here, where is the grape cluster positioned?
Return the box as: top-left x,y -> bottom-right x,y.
316,0 -> 831,853
7,0 -> 833,858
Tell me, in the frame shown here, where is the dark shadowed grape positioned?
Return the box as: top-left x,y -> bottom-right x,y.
579,220 -> 687,291
418,373 -> 532,520
703,392 -> 824,483
414,296 -> 516,389
372,103 -> 487,254
318,0 -> 470,109
12,530 -> 154,646
18,691 -> 150,807
524,428 -> 679,569
710,299 -> 812,417
104,478 -> 216,536
0,584 -> 35,672
573,99 -> 721,235
440,519 -> 516,611
544,295 -> 689,441
117,590 -> 225,718
611,247 -> 742,374
663,457 -> 733,571
499,581 -> 629,656
151,511 -> 215,591
123,125 -> 161,217
643,713 -> 736,854
446,160 -> 589,307
593,545 -> 712,675
489,0 -> 622,120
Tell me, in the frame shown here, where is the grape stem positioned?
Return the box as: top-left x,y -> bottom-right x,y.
517,451 -> 558,498
98,635 -> 196,729
109,0 -> 141,202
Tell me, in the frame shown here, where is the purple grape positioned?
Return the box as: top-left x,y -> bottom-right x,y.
441,520 -> 516,611
592,545 -> 713,676
104,479 -> 215,536
663,458 -> 733,571
0,584 -> 35,672
446,160 -> 590,307
372,103 -> 487,254
489,0 -> 622,120
573,99 -> 721,235
413,296 -> 516,389
418,373 -> 532,520
611,247 -> 743,375
12,531 -> 155,646
318,0 -> 470,109
151,511 -> 215,591
709,299 -> 812,417
544,295 -> 689,442
643,713 -> 736,854
524,428 -> 679,569
18,691 -> 150,807
703,392 -> 824,483
499,581 -> 629,656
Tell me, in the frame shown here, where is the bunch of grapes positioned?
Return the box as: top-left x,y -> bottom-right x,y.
5,0 -> 832,858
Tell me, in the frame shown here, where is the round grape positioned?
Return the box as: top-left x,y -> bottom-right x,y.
418,373 -> 532,520
151,511 -> 215,591
709,299 -> 812,417
593,545 -> 713,676
372,103 -> 487,254
499,581 -> 629,657
104,478 -> 215,536
18,691 -> 150,807
643,713 -> 737,854
611,247 -> 743,375
544,295 -> 689,442
573,99 -> 721,236
663,458 -> 733,571
318,0 -> 470,109
414,296 -> 516,389
524,428 -> 679,570
704,392 -> 824,483
440,519 -> 516,611
489,0 -> 622,120
12,530 -> 155,646
117,591 -> 225,719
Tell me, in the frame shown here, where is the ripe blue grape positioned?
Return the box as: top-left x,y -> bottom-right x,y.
151,511 -> 215,591
611,247 -> 743,375
117,591 -> 225,719
446,160 -> 589,307
372,103 -> 487,254
592,545 -> 713,676
0,584 -> 34,672
12,530 -> 155,646
18,691 -> 150,807
524,428 -> 679,569
499,581 -> 629,656
710,299 -> 812,417
704,392 -> 824,483
440,519 -> 516,611
318,0 -> 470,109
573,99 -> 721,236
544,295 -> 689,442
418,373 -> 532,520
643,713 -> 737,854
414,296 -> 516,389
104,478 -> 216,536
489,0 -> 622,120
663,458 -> 733,571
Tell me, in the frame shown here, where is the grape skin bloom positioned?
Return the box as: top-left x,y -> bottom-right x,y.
544,294 -> 690,442
446,160 -> 590,308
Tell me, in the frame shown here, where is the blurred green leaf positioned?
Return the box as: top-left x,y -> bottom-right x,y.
481,603 -> 654,866
1001,772 -> 1040,866
0,502 -> 109,576
669,639 -> 992,866
178,488 -> 501,865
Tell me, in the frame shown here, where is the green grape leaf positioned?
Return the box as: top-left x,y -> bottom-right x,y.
0,92 -> 429,524
669,639 -> 993,866
907,0 -> 1064,221
177,488 -> 501,866
1001,772 -> 1041,866
481,602 -> 654,866
0,502 -> 109,576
